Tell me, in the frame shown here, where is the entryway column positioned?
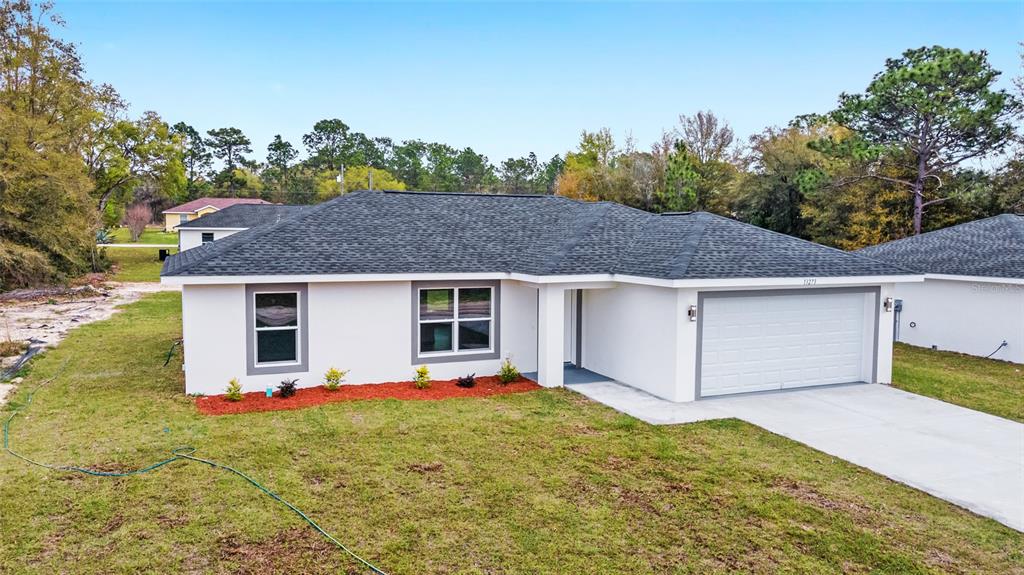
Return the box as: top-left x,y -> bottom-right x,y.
537,284 -> 565,388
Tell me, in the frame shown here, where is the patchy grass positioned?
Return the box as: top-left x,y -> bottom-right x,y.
104,247 -> 175,283
892,343 -> 1024,422
0,339 -> 28,357
108,227 -> 177,245
0,293 -> 1021,574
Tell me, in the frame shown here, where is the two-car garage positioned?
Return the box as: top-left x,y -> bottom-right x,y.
696,288 -> 880,398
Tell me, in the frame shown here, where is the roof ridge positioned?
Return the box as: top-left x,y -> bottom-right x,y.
666,213 -> 711,278
163,192 -> 360,276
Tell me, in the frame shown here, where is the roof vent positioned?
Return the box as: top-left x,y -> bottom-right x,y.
660,211 -> 693,216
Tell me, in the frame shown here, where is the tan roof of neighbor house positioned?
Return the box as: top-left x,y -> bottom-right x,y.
162,197 -> 271,214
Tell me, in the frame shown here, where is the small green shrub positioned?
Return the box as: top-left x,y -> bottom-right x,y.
225,378 -> 243,402
278,378 -> 298,398
323,367 -> 349,391
498,358 -> 520,384
414,365 -> 431,389
457,373 -> 476,388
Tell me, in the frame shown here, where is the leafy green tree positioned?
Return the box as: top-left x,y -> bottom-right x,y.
171,122 -> 212,197
388,140 -> 427,189
819,46 -> 1022,235
0,0 -> 100,286
205,127 -> 252,171
302,118 -> 350,171
263,134 -> 298,202
342,165 -> 405,193
499,153 -> 539,194
453,147 -> 495,192
537,154 -> 564,194
85,107 -> 185,226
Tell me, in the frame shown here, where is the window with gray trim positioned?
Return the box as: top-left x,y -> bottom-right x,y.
254,291 -> 300,365
201,232 -> 214,244
245,283 -> 308,376
413,282 -> 500,363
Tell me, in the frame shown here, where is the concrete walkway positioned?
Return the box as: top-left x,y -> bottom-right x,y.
100,243 -> 176,248
568,379 -> 1024,532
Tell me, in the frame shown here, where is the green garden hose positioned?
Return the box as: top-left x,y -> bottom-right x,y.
2,367 -> 388,575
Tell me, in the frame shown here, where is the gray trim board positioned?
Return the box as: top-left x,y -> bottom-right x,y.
245,283 -> 310,376
694,286 -> 881,399
411,280 -> 501,365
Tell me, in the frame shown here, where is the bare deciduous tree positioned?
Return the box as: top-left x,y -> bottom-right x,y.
676,111 -> 737,165
124,203 -> 152,242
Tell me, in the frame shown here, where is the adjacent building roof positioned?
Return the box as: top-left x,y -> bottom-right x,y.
176,204 -> 309,230
162,197 -> 271,214
857,214 -> 1024,280
162,190 -> 913,280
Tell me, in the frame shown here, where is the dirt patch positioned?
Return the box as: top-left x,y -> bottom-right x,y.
408,461 -> 445,474
216,527 -> 340,575
195,376 -> 541,416
772,478 -> 872,516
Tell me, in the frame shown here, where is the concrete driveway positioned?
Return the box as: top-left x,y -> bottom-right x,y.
568,381 -> 1024,532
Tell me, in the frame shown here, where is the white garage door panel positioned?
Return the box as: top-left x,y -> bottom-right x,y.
700,292 -> 871,397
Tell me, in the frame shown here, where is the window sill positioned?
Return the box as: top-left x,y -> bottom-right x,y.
416,349 -> 500,365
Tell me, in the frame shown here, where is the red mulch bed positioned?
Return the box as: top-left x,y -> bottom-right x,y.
195,376 -> 541,416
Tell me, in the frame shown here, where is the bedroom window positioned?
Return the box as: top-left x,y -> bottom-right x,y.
253,291 -> 300,365
414,283 -> 500,362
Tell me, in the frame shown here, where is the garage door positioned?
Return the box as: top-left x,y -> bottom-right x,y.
699,290 -> 875,398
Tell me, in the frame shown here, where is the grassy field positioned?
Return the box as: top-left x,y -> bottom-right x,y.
108,227 -> 178,244
104,247 -> 175,282
892,343 -> 1024,423
0,293 -> 1021,574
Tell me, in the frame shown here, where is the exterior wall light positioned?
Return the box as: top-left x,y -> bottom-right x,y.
688,305 -> 698,322
883,297 -> 894,312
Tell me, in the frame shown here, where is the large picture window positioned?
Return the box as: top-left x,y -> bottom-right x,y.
246,283 -> 308,375
414,282 -> 500,362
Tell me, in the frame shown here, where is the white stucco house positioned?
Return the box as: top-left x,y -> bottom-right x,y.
176,204 -> 307,251
858,214 -> 1024,363
160,190 -> 921,399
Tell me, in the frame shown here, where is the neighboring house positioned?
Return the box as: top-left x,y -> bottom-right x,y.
858,214 -> 1024,363
176,204 -> 308,251
161,190 -> 920,398
161,197 -> 271,232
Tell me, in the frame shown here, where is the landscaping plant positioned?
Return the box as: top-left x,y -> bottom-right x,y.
277,378 -> 298,398
456,373 -> 476,388
323,367 -> 349,391
498,358 -> 520,384
414,365 -> 431,389
225,378 -> 243,402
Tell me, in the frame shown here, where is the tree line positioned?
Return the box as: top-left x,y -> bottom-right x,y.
0,1 -> 1021,290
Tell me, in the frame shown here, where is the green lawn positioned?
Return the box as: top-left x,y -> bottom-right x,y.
892,343 -> 1024,423
1,293 -> 1021,574
108,227 -> 178,244
104,247 -> 176,282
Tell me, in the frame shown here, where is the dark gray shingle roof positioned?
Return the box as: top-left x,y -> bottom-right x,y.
163,190 -> 911,280
176,204 -> 309,229
857,214 -> 1024,279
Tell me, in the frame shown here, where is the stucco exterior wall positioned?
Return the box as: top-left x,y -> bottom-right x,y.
179,229 -> 241,251
895,278 -> 1023,364
581,284 -> 686,401
181,279 -> 538,395
163,213 -> 182,232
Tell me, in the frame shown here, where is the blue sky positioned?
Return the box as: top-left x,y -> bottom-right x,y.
56,1 -> 1022,164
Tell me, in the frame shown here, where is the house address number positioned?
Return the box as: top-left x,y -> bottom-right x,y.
802,278 -> 817,286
